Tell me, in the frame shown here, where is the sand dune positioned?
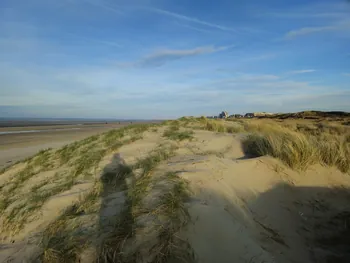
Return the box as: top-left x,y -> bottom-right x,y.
0,120 -> 349,263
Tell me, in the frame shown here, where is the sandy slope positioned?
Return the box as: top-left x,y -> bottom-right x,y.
1,126 -> 350,263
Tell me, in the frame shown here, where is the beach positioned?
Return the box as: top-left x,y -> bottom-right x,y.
0,121 -> 155,169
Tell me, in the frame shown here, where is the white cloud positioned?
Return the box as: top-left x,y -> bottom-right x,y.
145,7 -> 236,32
287,69 -> 316,74
137,45 -> 232,67
285,19 -> 350,39
285,26 -> 335,39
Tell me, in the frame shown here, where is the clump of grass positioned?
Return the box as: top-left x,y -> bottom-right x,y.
133,146 -> 176,176
162,172 -> 190,215
98,201 -> 134,263
98,147 -> 179,262
163,127 -> 194,141
130,147 -> 176,207
226,125 -> 244,133
40,218 -> 83,263
73,148 -> 106,176
56,142 -> 81,164
242,122 -> 350,173
103,124 -> 150,149
2,147 -> 107,233
39,181 -> 104,262
318,135 -> 350,173
205,120 -> 225,132
178,116 -> 189,122
30,148 -> 55,171
148,173 -> 193,263
131,124 -> 151,134
103,129 -> 125,147
242,129 -> 318,170
81,134 -> 100,145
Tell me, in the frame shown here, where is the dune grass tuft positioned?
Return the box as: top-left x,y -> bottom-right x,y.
97,144 -> 195,263
163,126 -> 194,141
242,131 -> 318,170
242,122 -> 350,173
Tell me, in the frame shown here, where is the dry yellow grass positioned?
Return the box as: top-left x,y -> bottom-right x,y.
174,117 -> 349,173
241,120 -> 350,172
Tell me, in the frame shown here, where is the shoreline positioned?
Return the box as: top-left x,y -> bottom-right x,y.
0,121 -> 159,169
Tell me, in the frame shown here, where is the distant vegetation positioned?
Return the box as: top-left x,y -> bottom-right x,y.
176,115 -> 350,173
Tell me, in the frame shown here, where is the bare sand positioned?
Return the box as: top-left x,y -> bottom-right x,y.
1,124 -> 349,263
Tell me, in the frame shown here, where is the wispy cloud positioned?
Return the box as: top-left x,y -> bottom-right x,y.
285,26 -> 335,39
137,45 -> 232,67
287,69 -> 316,74
173,21 -> 214,34
285,20 -> 350,39
264,12 -> 348,19
144,7 -> 236,32
343,73 -> 350,76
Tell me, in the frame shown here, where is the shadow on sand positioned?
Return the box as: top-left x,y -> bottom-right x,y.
2,154 -> 350,263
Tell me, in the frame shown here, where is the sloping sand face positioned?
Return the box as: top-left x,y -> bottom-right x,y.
169,130 -> 350,263
1,122 -> 350,263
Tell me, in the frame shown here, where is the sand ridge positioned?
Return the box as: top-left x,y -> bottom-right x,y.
0,120 -> 349,263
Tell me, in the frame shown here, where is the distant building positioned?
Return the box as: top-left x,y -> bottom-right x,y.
245,113 -> 254,118
219,111 -> 228,119
235,114 -> 243,118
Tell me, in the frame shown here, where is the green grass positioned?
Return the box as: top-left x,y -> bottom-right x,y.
1,147 -> 107,233
31,148 -> 53,168
130,146 -> 177,207
39,181 -> 105,262
133,146 -> 176,176
130,170 -> 193,263
41,218 -> 83,263
56,142 -> 81,164
99,162 -> 193,263
103,129 -> 126,147
163,126 -> 194,141
35,141 -> 191,263
72,148 -> 106,176
161,172 -> 190,218
0,122 -> 160,237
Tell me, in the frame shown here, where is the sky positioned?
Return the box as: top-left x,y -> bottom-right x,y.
0,0 -> 349,119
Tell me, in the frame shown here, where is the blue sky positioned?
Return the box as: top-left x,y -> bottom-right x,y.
0,0 -> 349,119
